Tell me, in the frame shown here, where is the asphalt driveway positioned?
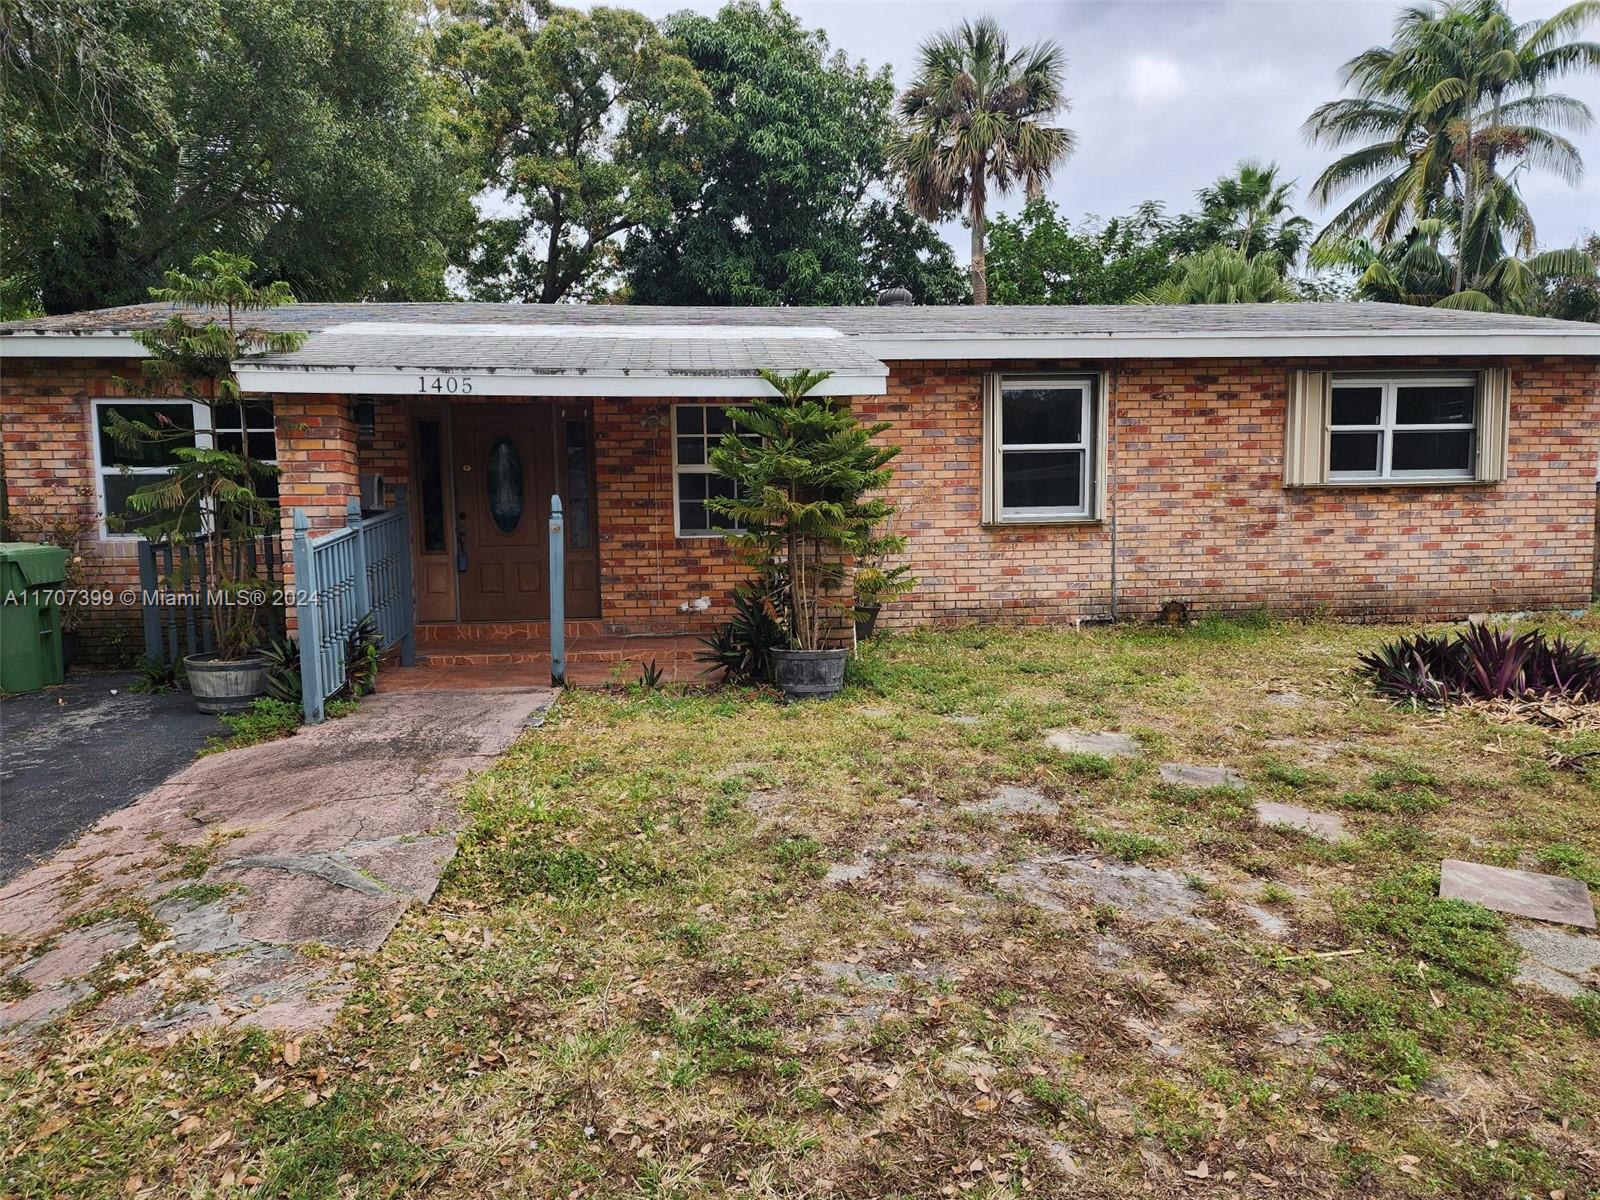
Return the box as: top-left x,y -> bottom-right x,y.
0,671 -> 223,885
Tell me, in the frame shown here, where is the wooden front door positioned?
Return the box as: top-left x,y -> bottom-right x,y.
454,405 -> 550,621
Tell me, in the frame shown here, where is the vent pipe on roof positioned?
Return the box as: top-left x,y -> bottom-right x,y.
875,286 -> 913,306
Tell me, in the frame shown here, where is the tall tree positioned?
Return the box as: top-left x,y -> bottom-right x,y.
1312,211 -> 1595,310
623,0 -> 962,306
2,0 -> 471,316
1304,0 -> 1597,285
1193,160 -> 1314,266
431,1 -> 709,302
986,200 -> 1195,305
891,17 -> 1074,304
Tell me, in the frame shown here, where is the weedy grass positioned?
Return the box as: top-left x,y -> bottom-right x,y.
4,613 -> 1599,1198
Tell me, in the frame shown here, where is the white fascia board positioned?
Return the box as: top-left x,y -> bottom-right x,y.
231,365 -> 888,397
854,330 -> 1600,360
0,333 -> 146,358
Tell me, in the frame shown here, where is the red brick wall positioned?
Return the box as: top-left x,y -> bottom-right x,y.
593,397 -> 746,633
588,356 -> 1599,630
5,354 -> 1598,661
867,355 -> 1600,625
1,358 -> 147,663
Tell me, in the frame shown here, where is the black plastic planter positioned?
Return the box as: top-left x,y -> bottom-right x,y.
772,648 -> 847,701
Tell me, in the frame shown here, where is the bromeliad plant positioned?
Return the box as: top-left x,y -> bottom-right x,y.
707,369 -> 903,652
1359,624 -> 1600,705
108,251 -> 305,660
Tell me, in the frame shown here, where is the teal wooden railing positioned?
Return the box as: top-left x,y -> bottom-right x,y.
137,533 -> 284,667
292,491 -> 416,723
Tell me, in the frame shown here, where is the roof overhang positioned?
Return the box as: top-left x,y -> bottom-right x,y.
854,328 -> 1600,360
230,364 -> 887,397
229,323 -> 889,396
6,324 -> 1599,365
0,332 -> 148,358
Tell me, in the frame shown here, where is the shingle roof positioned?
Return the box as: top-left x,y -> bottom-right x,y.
3,299 -> 1594,338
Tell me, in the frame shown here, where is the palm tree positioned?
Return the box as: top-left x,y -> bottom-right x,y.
1194,160 -> 1314,266
1130,245 -> 1297,305
1312,208 -> 1595,311
891,18 -> 1074,304
1304,0 -> 1597,283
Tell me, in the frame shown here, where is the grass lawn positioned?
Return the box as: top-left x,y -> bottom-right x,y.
4,612 -> 1600,1198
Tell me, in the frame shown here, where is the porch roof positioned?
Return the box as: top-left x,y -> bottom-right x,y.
230,323 -> 888,396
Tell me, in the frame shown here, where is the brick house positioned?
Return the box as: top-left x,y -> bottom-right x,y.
2,301 -> 1598,670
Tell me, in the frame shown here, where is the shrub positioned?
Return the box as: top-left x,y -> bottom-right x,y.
1358,625 -> 1600,704
697,580 -> 787,685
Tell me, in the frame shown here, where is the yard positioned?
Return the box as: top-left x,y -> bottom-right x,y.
4,613 -> 1599,1199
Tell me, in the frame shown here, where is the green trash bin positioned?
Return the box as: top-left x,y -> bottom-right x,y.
1,542 -> 68,694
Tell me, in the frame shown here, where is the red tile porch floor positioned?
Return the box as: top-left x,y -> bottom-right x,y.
382,623 -> 709,691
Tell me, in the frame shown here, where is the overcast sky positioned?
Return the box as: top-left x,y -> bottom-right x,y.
615,0 -> 1600,250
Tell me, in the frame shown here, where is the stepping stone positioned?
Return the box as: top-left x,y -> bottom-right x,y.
1510,923 -> 1600,997
1047,730 -> 1139,759
1159,763 -> 1247,789
1439,860 -> 1597,929
1255,800 -> 1350,844
961,786 -> 1059,818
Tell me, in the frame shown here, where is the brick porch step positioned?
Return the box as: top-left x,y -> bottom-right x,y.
417,620 -> 605,643
413,633 -> 703,668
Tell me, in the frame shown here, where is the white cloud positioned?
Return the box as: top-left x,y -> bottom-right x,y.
1126,55 -> 1186,104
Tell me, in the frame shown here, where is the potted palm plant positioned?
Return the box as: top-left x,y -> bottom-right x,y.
853,514 -> 915,642
108,251 -> 304,713
709,369 -> 903,701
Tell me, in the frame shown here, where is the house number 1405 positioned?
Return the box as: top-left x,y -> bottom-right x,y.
417,375 -> 473,394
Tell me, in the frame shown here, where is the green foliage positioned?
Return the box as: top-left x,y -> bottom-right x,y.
1089,828 -> 1172,863
1131,244 -> 1297,304
772,834 -> 824,875
1191,159 -> 1313,266
342,613 -> 382,699
3,0 -> 467,316
987,200 -> 1192,305
625,1 -> 963,305
1342,867 -> 1516,986
130,656 -> 182,695
698,579 -> 788,686
432,1 -> 708,302
110,251 -> 302,658
891,16 -> 1074,303
203,697 -> 302,755
1304,0 -> 1600,309
668,998 -> 779,1076
260,636 -> 301,704
709,371 -> 903,651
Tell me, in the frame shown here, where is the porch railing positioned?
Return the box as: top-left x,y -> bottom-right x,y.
137,533 -> 285,668
292,492 -> 417,724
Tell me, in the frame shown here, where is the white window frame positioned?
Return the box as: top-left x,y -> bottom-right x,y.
671,403 -> 751,539
1327,373 -> 1477,483
990,376 -> 1097,523
90,398 -> 278,539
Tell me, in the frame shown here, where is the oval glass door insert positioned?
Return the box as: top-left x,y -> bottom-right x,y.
486,436 -> 524,534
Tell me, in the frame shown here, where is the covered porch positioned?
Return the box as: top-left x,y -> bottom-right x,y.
234,321 -> 889,704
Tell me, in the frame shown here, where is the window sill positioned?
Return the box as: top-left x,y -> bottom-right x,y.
986,515 -> 1105,528
1291,477 -> 1493,490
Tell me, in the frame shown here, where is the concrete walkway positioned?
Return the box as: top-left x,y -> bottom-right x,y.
0,686 -> 552,1042
1,671 -> 224,884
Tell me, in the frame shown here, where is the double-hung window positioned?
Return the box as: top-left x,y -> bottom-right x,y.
983,375 -> 1104,523
92,399 -> 278,537
1328,375 -> 1476,481
1284,368 -> 1509,487
673,404 -> 755,537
